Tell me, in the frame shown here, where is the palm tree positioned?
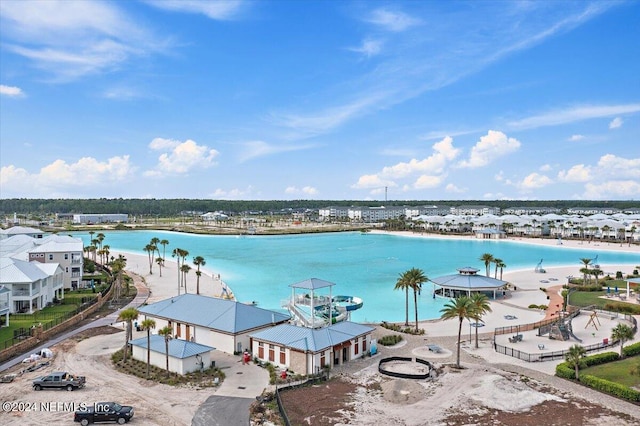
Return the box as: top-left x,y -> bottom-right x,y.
611,323 -> 634,358
158,326 -> 173,378
156,257 -> 164,277
141,318 -> 156,378
440,296 -> 473,368
397,268 -> 428,332
591,268 -> 603,286
495,259 -> 506,280
565,344 -> 586,379
181,264 -> 192,293
479,253 -> 494,277
110,254 -> 127,303
193,256 -> 206,295
144,243 -> 156,274
394,272 -> 412,326
493,258 -> 503,279
117,307 -> 139,363
160,239 -> 170,265
579,258 -> 592,284
469,293 -> 492,349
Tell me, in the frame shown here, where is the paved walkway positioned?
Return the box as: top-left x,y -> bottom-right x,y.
0,273 -> 150,373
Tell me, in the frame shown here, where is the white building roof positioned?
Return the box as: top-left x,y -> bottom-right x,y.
0,257 -> 50,284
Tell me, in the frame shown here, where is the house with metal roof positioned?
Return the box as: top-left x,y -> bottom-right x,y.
432,267 -> 509,299
0,257 -> 64,313
138,293 -> 290,355
249,321 -> 375,375
129,335 -> 214,375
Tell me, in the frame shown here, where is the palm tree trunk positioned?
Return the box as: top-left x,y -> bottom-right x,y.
405,288 -> 409,326
413,288 -> 419,332
474,318 -> 479,349
456,318 -> 463,368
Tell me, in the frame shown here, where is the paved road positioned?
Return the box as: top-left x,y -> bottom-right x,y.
0,275 -> 150,373
192,396 -> 255,426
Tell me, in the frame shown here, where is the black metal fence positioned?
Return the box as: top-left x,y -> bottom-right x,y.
1,297 -> 99,351
493,307 -> 637,363
274,371 -> 329,426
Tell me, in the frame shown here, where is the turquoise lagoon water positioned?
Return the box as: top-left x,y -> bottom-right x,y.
74,231 -> 639,323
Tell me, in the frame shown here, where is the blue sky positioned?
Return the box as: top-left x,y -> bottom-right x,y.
1,1 -> 639,201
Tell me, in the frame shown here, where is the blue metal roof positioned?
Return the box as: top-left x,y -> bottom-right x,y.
138,294 -> 290,334
432,272 -> 508,290
129,335 -> 213,359
250,321 -> 374,353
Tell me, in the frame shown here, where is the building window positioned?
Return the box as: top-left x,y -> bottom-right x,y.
258,342 -> 264,359
362,339 -> 367,354
354,339 -> 359,355
268,345 -> 274,362
64,253 -> 69,260
49,254 -> 54,260
280,351 -> 286,364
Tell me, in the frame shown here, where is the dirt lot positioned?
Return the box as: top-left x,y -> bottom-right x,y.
278,364 -> 640,426
0,327 -> 210,426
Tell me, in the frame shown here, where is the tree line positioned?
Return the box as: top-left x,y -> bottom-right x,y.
2,198 -> 638,217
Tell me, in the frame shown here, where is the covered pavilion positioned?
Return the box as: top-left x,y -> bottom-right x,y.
431,267 -> 509,299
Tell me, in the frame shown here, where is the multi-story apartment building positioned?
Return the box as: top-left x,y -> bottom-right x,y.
72,213 -> 128,224
27,235 -> 84,290
451,205 -> 501,216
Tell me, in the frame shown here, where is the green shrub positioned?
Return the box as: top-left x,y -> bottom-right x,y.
555,362 -> 575,379
623,341 -> 640,357
379,335 -> 403,346
582,351 -> 619,367
580,374 -> 640,402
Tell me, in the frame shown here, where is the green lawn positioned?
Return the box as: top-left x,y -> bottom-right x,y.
582,356 -> 640,388
0,296 -> 88,346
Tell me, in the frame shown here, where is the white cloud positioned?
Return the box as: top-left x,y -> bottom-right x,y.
351,174 -> 396,190
366,8 -> 421,32
557,164 -> 592,182
348,38 -> 383,58
539,164 -> 552,172
0,84 -> 24,97
0,1 -> 164,81
494,171 -> 505,182
457,130 -> 521,168
145,138 -> 219,175
284,186 -> 318,196
445,183 -> 465,193
568,134 -> 584,141
352,137 -> 460,190
414,174 -> 443,189
508,103 -> 640,130
597,154 -> 640,178
518,172 -> 553,190
0,156 -> 134,196
238,140 -> 315,163
143,0 -> 245,20
609,117 -> 623,129
210,186 -> 255,199
583,180 -> 640,199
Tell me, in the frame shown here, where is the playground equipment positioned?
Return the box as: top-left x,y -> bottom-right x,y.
585,311 -> 601,330
547,311 -> 582,342
535,259 -> 546,273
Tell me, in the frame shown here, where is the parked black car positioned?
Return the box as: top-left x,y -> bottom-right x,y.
73,402 -> 134,425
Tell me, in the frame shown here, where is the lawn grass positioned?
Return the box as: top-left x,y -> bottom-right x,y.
582,356 -> 640,388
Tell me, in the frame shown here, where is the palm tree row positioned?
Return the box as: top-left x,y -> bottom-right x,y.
439,293 -> 492,368
478,253 -> 507,279
394,268 -> 428,332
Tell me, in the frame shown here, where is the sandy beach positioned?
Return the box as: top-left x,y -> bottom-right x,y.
3,231 -> 639,425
